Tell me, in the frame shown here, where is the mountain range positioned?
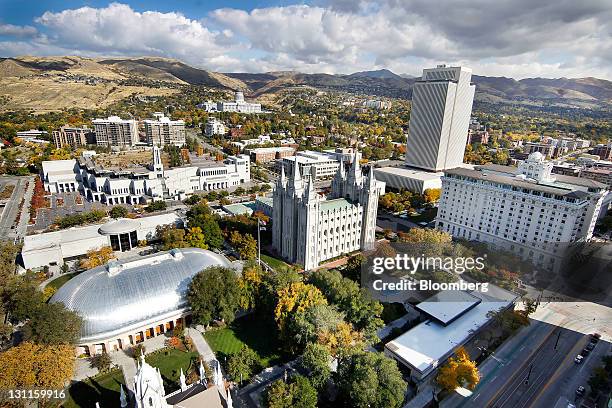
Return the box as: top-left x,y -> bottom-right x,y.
0,56 -> 610,112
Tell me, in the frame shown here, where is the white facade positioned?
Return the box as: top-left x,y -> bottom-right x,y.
21,212 -> 182,270
272,151 -> 384,270
93,116 -> 138,148
278,150 -> 349,180
217,91 -> 262,113
436,153 -> 607,271
41,149 -> 250,205
205,118 -> 226,136
144,113 -> 186,147
405,65 -> 475,171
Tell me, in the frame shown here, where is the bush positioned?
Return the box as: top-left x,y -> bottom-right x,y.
145,201 -> 167,213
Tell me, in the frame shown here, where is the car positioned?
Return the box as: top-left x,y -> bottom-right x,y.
591,333 -> 601,342
586,342 -> 596,351
574,355 -> 584,364
418,221 -> 428,227
582,348 -> 590,356
575,385 -> 586,396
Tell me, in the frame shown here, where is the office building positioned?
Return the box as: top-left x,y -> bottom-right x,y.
277,149 -> 355,180
435,152 -> 607,271
248,146 -> 296,163
93,116 -> 138,148
272,151 -> 384,270
144,113 -> 185,147
405,65 -> 475,171
52,126 -> 95,149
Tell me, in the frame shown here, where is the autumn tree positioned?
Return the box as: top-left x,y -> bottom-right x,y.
185,227 -> 208,249
436,346 -> 480,392
89,351 -> 112,372
80,246 -> 115,270
423,188 -> 441,203
274,282 -> 327,340
238,262 -> 264,310
188,266 -> 241,325
0,342 -> 75,390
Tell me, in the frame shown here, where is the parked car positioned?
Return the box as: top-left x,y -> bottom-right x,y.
574,355 -> 584,364
575,385 -> 585,396
582,348 -> 590,356
590,333 -> 601,342
586,342 -> 596,351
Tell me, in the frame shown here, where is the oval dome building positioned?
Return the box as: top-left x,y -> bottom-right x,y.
51,247 -> 234,356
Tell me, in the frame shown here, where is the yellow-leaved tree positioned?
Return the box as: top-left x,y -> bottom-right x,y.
80,246 -> 115,270
0,342 -> 75,390
274,282 -> 327,337
436,346 -> 480,391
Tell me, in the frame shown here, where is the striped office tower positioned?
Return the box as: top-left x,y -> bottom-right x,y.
405,66 -> 475,171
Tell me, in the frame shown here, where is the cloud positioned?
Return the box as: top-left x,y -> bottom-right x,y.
0,1 -> 610,78
0,23 -> 37,37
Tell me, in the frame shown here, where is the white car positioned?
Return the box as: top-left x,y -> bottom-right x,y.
574,355 -> 584,364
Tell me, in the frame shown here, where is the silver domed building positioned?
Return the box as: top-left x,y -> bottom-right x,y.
51,247 -> 234,356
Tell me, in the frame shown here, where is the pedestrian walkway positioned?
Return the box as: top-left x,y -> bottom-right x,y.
187,327 -> 216,362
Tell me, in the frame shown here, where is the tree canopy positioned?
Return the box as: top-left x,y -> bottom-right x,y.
187,266 -> 241,325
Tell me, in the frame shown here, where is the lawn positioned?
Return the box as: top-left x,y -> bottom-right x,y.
261,253 -> 290,270
47,272 -> 81,291
63,368 -> 125,408
145,348 -> 199,392
204,314 -> 285,368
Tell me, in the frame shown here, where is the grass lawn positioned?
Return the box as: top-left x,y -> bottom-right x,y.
261,253 -> 290,270
47,272 -> 81,291
204,314 -> 285,368
146,348 -> 199,393
63,368 -> 125,408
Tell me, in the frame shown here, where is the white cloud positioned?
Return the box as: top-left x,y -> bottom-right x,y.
0,1 -> 611,78
0,23 -> 37,37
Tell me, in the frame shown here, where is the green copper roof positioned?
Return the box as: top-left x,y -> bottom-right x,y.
320,198 -> 355,211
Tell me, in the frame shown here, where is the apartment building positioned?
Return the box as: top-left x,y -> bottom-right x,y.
52,126 -> 95,149
143,113 -> 185,147
93,116 -> 138,148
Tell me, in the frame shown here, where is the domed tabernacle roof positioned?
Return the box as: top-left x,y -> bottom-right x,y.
51,248 -> 233,343
98,218 -> 140,235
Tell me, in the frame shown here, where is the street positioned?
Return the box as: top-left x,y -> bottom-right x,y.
0,176 -> 33,240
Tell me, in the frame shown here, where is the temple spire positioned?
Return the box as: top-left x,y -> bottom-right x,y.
293,157 -> 301,181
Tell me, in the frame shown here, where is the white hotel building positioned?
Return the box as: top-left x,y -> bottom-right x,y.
436,152 -> 607,271
41,148 -> 250,205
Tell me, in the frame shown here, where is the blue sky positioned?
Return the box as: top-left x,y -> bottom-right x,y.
0,0 -> 610,79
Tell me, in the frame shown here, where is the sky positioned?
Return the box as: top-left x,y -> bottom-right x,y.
0,0 -> 611,79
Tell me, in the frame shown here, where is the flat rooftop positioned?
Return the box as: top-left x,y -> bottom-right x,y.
385,288 -> 517,376
415,291 -> 482,326
375,166 -> 444,181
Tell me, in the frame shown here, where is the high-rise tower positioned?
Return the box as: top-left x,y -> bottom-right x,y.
405,65 -> 475,171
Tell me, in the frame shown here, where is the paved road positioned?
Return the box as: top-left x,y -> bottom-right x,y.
0,176 -> 33,240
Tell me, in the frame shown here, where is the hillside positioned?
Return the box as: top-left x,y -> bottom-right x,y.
0,56 -> 610,112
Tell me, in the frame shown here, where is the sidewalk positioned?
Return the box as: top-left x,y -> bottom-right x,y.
187,326 -> 216,363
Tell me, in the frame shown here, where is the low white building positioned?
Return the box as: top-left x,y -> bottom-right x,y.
21,212 -> 182,270
41,148 -> 250,205
374,166 -> 443,194
16,129 -> 49,144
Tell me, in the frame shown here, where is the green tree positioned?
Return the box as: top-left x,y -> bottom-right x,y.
4,278 -> 44,322
109,206 -> 129,219
227,345 -> 260,384
287,303 -> 344,352
146,200 -> 167,213
300,343 -> 331,391
187,266 -> 241,325
337,351 -> 406,408
89,352 -> 112,372
157,225 -> 187,250
22,302 -> 82,345
187,204 -> 224,249
263,376 -> 317,408
308,269 -> 384,344
588,366 -> 609,393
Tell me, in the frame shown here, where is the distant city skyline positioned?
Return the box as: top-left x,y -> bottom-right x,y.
0,0 -> 611,79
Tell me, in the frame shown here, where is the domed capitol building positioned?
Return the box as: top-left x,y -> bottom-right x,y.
51,247 -> 234,356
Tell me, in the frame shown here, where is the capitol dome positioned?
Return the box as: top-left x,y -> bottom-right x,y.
51,248 -> 233,346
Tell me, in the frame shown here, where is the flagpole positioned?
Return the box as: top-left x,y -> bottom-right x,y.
257,217 -> 261,266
